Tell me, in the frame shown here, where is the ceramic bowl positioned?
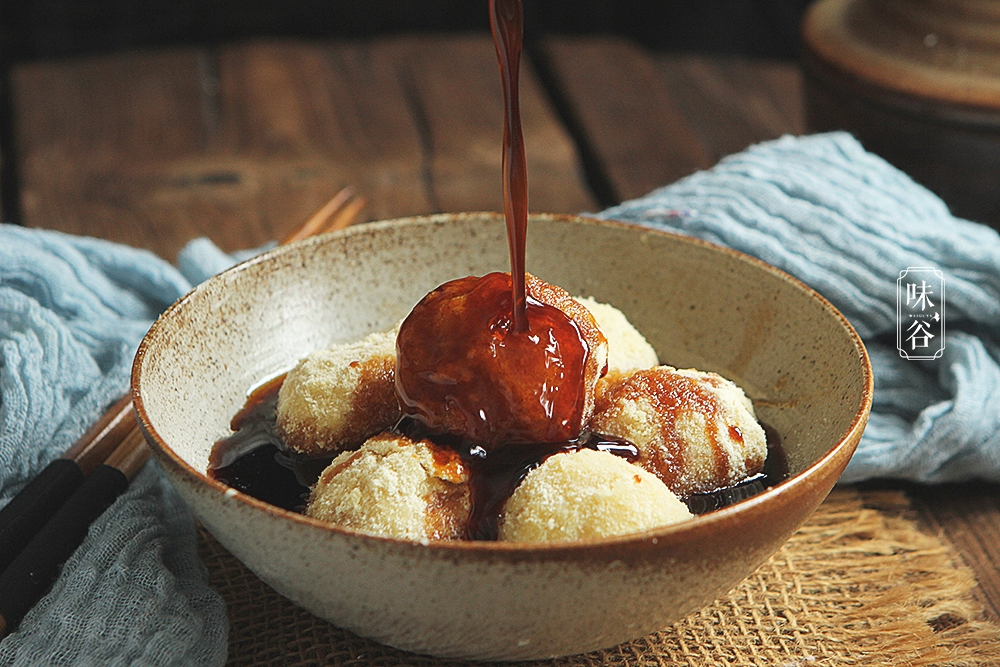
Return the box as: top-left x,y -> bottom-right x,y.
132,213 -> 872,661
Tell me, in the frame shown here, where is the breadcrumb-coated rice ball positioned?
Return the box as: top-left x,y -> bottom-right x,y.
306,433 -> 470,540
590,366 -> 766,497
277,329 -> 401,457
498,448 -> 691,542
574,296 -> 659,388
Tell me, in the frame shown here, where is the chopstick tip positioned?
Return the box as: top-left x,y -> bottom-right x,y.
281,186 -> 361,245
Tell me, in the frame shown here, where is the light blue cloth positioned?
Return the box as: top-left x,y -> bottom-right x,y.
597,132 -> 1000,483
0,226 -> 230,666
0,229 -> 272,665
1,132 -> 999,665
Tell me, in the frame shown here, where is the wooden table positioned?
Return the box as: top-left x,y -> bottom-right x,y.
5,33 -> 999,628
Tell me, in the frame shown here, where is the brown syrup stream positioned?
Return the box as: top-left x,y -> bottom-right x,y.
209,1 -> 788,537
388,0 -> 597,537
491,0 -> 529,332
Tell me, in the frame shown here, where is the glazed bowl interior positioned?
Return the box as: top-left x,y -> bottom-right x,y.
132,213 -> 872,661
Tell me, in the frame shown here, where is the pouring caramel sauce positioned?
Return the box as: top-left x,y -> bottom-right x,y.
394,0 -> 594,453
209,0 -> 788,539
491,0 -> 529,334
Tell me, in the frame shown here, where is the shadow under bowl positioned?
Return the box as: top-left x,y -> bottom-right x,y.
132,212 -> 872,661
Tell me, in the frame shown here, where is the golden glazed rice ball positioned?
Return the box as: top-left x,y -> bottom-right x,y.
277,329 -> 401,457
574,296 -> 659,387
396,273 -> 608,448
524,274 -> 610,431
498,448 -> 692,543
590,366 -> 766,497
306,433 -> 470,540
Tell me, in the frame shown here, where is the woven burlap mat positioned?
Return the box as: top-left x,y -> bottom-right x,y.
196,487 -> 1000,666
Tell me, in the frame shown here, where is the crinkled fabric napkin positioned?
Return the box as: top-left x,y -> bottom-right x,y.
1,131 -> 998,665
0,228 -> 262,666
598,132 -> 1000,483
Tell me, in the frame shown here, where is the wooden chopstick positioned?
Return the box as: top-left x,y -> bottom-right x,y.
323,194 -> 366,234
63,394 -> 138,475
0,394 -> 136,575
281,187 -> 365,244
0,186 -> 365,638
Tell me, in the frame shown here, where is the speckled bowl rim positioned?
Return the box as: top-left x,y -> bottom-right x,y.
132,212 -> 873,561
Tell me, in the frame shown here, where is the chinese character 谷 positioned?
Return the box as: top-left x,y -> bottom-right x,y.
906,320 -> 935,349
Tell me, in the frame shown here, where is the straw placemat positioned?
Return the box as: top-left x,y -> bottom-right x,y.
196,487 -> 1000,666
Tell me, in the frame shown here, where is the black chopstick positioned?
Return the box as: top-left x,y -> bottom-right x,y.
0,186 -> 365,569
0,427 -> 150,638
0,395 -> 135,574
0,187 -> 366,639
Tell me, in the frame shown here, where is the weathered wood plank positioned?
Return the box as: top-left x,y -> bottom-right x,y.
909,483 -> 1000,622
12,43 -> 426,258
201,40 -> 432,251
12,36 -> 593,260
377,34 -> 595,215
542,38 -> 807,200
13,50 -> 210,253
541,36 -> 711,202
653,54 -> 806,163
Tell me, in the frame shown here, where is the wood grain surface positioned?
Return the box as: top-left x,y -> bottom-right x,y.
11,36 -> 592,259
909,483 -> 1000,625
539,37 -> 711,202
7,34 -> 1000,628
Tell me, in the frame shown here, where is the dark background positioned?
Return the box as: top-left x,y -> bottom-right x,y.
0,0 -> 814,225
2,1 -> 813,63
